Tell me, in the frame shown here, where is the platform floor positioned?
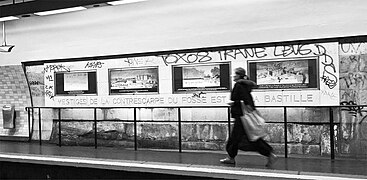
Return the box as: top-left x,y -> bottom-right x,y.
0,141 -> 366,179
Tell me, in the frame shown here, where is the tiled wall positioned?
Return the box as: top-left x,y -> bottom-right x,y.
0,65 -> 31,138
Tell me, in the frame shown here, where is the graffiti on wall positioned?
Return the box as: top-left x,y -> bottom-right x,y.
340,42 -> 367,54
26,66 -> 44,96
25,65 -> 46,106
44,64 -> 70,73
123,57 -> 157,66
85,61 -> 104,69
314,45 -> 337,89
338,42 -> 367,156
340,101 -> 367,122
157,43 -> 338,89
158,52 -> 214,66
44,64 -> 71,100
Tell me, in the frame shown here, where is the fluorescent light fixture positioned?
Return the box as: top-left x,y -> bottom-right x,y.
0,45 -> 15,52
1,22 -> 14,53
0,16 -> 19,22
34,6 -> 87,16
107,0 -> 147,6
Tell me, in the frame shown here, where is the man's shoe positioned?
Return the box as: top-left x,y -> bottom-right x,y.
220,157 -> 235,164
266,153 -> 278,167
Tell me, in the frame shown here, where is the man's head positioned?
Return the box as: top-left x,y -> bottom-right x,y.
234,67 -> 246,79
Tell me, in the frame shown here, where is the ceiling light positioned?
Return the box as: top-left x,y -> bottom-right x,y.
0,45 -> 15,52
0,16 -> 19,22
34,6 -> 87,16
1,22 -> 15,53
107,0 -> 147,6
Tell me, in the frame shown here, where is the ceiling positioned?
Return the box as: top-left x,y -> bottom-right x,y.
0,0 -> 114,18
0,0 -> 35,6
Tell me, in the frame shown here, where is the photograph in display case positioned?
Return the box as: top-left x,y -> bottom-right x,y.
109,67 -> 158,94
248,58 -> 318,89
173,63 -> 230,92
64,72 -> 88,91
55,71 -> 97,95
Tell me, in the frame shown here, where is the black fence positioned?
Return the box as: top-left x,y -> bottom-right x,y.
25,105 -> 366,160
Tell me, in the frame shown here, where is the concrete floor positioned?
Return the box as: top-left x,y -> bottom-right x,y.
0,141 -> 366,179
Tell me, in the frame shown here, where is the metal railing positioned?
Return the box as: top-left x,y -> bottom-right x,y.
24,105 -> 361,159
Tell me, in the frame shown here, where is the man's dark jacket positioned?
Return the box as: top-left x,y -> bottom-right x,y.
230,79 -> 256,117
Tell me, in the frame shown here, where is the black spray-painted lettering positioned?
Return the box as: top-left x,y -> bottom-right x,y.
218,48 -> 267,60
192,92 -> 206,98
340,42 -> 366,54
45,90 -> 54,99
158,52 -> 212,66
85,61 -> 104,69
320,54 -> 337,89
44,64 -> 70,72
124,57 -> 155,66
29,81 -> 43,85
274,44 -> 313,57
45,75 -> 53,81
157,43 -> 337,89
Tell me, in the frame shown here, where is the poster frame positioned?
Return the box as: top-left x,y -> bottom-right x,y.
247,57 -> 319,90
109,66 -> 159,95
54,70 -> 97,96
172,62 -> 231,93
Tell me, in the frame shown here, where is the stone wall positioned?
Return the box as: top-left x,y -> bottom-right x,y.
48,108 -> 332,156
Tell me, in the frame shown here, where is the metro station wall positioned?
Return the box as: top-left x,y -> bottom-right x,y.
1,0 -> 365,157
22,41 -> 345,156
42,42 -> 339,108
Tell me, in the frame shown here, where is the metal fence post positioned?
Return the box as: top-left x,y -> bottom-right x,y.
284,107 -> 288,158
27,108 -> 31,142
58,108 -> 61,147
134,108 -> 137,151
94,108 -> 97,149
227,107 -> 231,138
178,107 -> 182,153
329,107 -> 335,160
38,107 -> 42,145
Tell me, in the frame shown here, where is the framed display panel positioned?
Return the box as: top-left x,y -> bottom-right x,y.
173,63 -> 230,92
248,58 -> 318,89
55,71 -> 97,95
109,67 -> 159,94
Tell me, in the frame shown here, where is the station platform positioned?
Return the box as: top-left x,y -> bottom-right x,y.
0,141 -> 366,179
